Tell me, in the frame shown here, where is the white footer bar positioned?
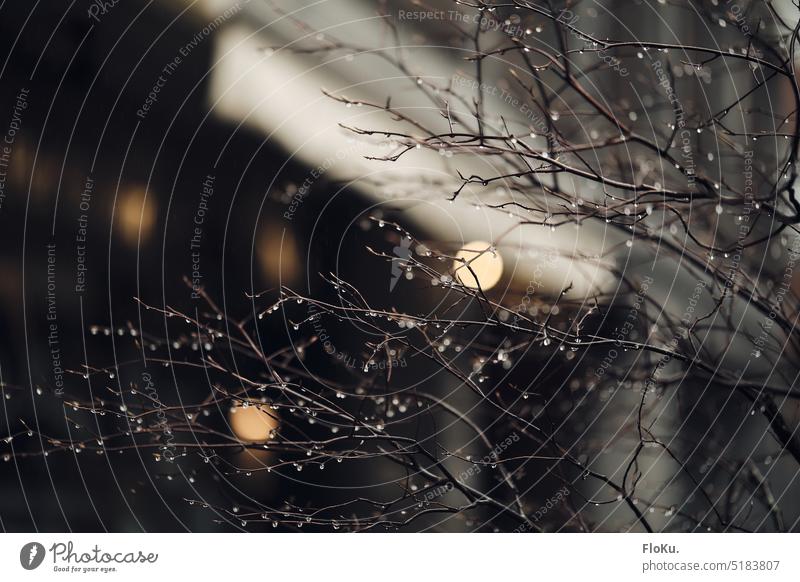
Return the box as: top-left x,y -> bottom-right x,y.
1,533 -> 797,580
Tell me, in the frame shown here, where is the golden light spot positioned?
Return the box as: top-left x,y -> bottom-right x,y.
229,403 -> 279,443
258,223 -> 301,284
116,186 -> 156,246
454,240 -> 503,290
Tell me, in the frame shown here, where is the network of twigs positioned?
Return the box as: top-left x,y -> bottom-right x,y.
7,0 -> 800,532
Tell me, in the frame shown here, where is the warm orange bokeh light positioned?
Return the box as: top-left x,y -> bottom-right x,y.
258,223 -> 301,284
229,403 -> 279,443
454,240 -> 504,290
116,186 -> 157,246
